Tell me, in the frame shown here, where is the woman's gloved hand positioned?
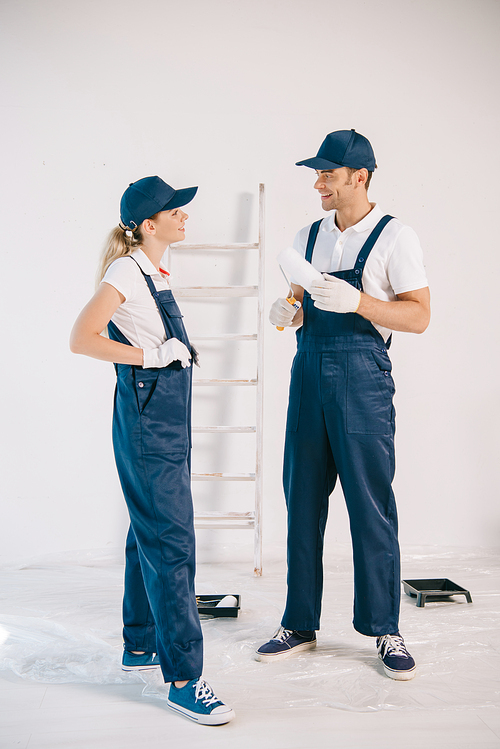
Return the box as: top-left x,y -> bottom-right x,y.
269,297 -> 299,327
310,274 -> 361,314
143,338 -> 192,369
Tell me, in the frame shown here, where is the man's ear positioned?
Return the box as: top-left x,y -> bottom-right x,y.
356,168 -> 369,187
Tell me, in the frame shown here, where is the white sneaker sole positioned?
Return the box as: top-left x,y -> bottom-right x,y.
255,640 -> 317,662
122,663 -> 161,671
380,659 -> 416,681
167,699 -> 235,725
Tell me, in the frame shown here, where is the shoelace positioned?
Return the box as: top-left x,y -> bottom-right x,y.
271,627 -> 293,643
193,678 -> 220,707
378,634 -> 410,658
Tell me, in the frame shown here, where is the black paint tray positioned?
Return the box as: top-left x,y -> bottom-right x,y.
196,594 -> 241,618
402,578 -> 472,607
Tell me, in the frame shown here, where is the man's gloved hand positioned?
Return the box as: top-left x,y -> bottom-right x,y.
143,338 -> 192,369
269,297 -> 299,327
310,274 -> 361,314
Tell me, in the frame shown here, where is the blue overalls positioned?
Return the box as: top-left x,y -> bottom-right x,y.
108,259 -> 203,683
281,216 -> 401,638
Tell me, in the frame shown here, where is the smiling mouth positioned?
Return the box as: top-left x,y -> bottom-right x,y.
320,194 -> 332,199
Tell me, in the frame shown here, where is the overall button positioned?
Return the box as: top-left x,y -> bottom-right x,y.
355,269 -> 360,274
138,382 -> 144,388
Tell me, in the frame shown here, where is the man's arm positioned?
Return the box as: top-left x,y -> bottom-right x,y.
356,286 -> 430,334
280,282 -> 430,333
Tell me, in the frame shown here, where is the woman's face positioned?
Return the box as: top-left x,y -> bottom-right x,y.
150,207 -> 189,245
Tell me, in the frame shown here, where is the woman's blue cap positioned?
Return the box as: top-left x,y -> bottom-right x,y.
296,129 -> 377,172
120,176 -> 198,230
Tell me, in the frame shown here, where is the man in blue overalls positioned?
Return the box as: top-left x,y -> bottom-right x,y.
257,130 -> 430,680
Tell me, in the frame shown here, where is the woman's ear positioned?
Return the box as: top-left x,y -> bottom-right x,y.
142,218 -> 156,236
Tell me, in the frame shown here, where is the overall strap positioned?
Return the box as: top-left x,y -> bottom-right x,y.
130,257 -> 161,301
353,214 -> 394,350
130,257 -> 173,341
128,257 -> 199,364
305,220 -> 323,263
130,255 -> 173,338
352,215 -> 394,276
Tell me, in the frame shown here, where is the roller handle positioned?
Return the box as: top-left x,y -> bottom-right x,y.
277,296 -> 298,331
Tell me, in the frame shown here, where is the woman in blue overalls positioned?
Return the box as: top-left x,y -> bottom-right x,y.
70,176 -> 234,725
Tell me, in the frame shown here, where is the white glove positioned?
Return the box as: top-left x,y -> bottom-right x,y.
143,338 -> 192,369
310,274 -> 361,314
269,297 -> 300,327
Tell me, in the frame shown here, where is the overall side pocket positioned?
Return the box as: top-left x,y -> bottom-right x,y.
134,369 -> 160,414
346,349 -> 395,435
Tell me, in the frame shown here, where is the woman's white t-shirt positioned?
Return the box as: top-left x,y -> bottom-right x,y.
101,248 -> 171,350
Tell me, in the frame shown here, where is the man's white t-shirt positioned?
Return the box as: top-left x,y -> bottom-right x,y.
101,248 -> 171,350
291,204 -> 428,341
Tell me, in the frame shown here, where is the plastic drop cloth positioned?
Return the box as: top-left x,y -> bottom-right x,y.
0,545 -> 499,712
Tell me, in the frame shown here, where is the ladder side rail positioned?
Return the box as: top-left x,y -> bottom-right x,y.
254,183 -> 265,576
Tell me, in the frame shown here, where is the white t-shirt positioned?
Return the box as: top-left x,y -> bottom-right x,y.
292,204 -> 428,341
101,248 -> 171,349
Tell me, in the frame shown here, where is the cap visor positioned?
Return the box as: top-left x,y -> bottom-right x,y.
161,185 -> 198,211
295,157 -> 345,170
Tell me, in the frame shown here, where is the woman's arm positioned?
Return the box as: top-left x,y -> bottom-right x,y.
70,282 -> 144,365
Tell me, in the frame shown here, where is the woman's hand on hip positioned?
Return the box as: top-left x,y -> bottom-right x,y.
143,338 -> 192,369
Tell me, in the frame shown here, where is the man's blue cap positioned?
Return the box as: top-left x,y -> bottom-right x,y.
120,176 -> 198,230
296,129 -> 377,172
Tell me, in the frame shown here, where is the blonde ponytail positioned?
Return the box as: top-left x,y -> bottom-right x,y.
95,224 -> 143,288
95,212 -> 161,288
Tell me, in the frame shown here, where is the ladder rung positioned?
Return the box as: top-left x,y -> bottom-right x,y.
194,514 -> 255,529
195,511 -> 254,519
173,286 -> 258,298
192,426 -> 256,433
190,334 -> 257,342
193,378 -> 257,386
192,473 -> 256,481
170,243 -> 259,251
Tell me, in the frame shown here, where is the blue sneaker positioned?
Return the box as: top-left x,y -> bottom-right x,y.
122,650 -> 161,671
167,678 -> 235,725
255,627 -> 317,662
376,633 -> 416,680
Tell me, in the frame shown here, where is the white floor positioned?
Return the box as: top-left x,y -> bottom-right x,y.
1,545 -> 499,749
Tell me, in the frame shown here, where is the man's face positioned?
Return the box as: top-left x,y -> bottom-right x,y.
313,167 -> 357,212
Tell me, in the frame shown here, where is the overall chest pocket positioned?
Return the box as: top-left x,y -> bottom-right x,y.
305,300 -> 356,337
157,295 -> 188,343
158,295 -> 183,319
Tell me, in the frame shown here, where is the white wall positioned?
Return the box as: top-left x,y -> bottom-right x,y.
1,0 -> 499,566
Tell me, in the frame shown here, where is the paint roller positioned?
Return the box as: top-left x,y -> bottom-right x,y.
275,247 -> 323,330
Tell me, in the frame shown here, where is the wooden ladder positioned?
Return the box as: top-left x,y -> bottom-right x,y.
169,184 -> 265,575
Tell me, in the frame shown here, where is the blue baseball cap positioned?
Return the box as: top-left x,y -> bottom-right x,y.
296,129 -> 377,172
120,176 -> 198,230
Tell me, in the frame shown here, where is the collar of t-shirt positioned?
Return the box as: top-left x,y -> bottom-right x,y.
321,203 -> 383,237
131,247 -> 170,280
